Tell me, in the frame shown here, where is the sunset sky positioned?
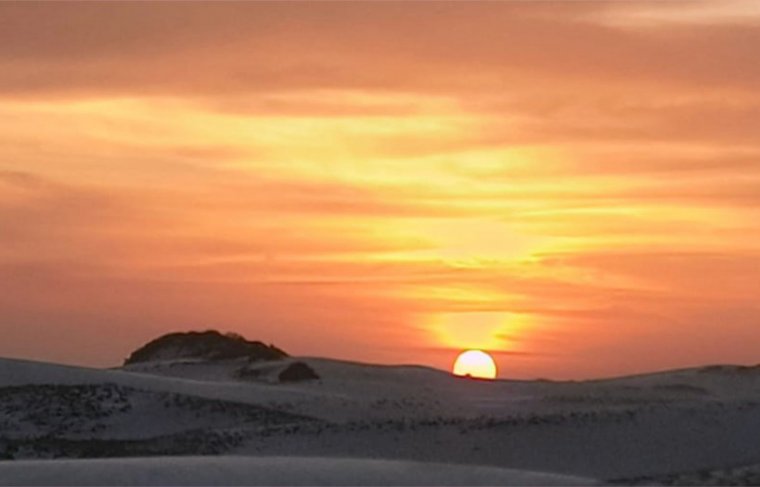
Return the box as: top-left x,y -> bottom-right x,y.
2,1 -> 760,379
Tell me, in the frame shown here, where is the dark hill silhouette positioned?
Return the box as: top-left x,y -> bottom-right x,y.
124,330 -> 288,365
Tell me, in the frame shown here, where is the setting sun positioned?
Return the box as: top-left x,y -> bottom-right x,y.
453,350 -> 498,379
2,1 -> 760,382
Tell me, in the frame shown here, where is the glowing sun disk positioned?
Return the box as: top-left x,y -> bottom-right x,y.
452,349 -> 497,379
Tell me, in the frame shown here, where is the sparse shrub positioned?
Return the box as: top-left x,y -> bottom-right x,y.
278,362 -> 320,382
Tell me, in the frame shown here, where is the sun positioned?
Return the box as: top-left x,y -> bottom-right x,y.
452,350 -> 497,379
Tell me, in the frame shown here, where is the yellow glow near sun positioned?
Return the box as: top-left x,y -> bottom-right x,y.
431,311 -> 528,351
453,350 -> 498,379
410,218 -> 547,264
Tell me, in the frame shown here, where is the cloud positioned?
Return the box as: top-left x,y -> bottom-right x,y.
2,3 -> 760,98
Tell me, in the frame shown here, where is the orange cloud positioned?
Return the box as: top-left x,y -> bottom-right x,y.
1,2 -> 759,378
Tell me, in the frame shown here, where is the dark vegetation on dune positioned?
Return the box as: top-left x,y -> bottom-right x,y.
235,361 -> 321,383
0,383 -> 323,460
279,362 -> 320,382
124,330 -> 288,365
0,328 -> 324,460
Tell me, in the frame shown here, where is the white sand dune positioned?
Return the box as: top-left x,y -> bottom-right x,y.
0,456 -> 595,486
2,356 -> 760,484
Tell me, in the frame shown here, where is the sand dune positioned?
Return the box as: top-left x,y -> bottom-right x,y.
0,456 -> 594,486
2,356 -> 760,484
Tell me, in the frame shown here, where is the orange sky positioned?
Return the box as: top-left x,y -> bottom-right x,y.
1,2 -> 760,379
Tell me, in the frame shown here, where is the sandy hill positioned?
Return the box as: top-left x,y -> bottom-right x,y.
2,348 -> 760,485
0,456 -> 594,486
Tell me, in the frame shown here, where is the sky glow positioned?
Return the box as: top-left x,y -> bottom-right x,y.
1,2 -> 759,378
